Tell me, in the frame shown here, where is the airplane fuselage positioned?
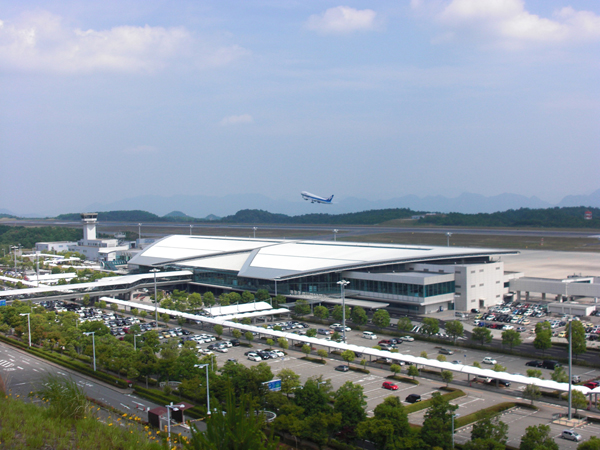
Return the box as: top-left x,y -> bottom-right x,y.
301,191 -> 334,204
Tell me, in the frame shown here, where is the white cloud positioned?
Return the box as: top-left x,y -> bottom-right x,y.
413,0 -> 600,46
306,6 -> 378,35
0,11 -> 248,73
219,114 -> 253,126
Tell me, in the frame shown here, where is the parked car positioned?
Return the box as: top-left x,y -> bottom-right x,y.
317,328 -> 332,335
491,379 -> 511,387
400,336 -> 414,342
330,323 -> 342,329
561,430 -> 582,442
525,360 -> 543,367
482,357 -> 497,365
382,381 -> 398,390
542,360 -> 561,370
439,348 -> 454,355
583,381 -> 599,389
335,365 -> 349,372
247,354 -> 261,362
405,394 -> 421,403
362,331 -> 377,339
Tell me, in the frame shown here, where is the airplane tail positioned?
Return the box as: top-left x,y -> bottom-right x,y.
328,195 -> 334,202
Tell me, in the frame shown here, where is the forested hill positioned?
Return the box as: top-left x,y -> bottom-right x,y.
56,210 -> 164,222
0,225 -> 82,248
220,208 -> 419,225
419,207 -> 600,228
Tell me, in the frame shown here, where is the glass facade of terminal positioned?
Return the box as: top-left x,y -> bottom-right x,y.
181,266 -> 455,300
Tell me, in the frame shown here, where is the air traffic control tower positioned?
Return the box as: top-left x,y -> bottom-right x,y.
81,213 -> 98,241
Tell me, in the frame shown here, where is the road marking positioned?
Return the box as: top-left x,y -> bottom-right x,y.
17,366 -> 23,370
0,360 -> 15,368
455,398 -> 484,407
120,403 -> 131,410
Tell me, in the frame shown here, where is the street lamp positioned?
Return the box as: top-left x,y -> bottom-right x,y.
138,223 -> 142,241
253,227 -> 257,239
83,332 -> 96,371
451,413 -> 460,448
194,364 -> 211,416
134,333 -> 142,351
20,313 -> 31,347
568,318 -> 573,420
337,280 -> 350,343
165,402 -> 186,440
190,224 -> 193,236
333,229 -> 338,241
150,268 -> 160,329
446,232 -> 452,247
11,245 -> 20,273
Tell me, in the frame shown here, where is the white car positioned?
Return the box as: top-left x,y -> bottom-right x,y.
362,331 -> 377,339
271,350 -> 285,357
247,353 -> 261,362
214,346 -> 228,353
330,323 -> 342,329
482,357 -> 497,365
400,336 -> 414,342
221,341 -> 233,348
562,430 -> 582,442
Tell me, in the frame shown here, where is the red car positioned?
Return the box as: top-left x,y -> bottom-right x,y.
382,381 -> 398,390
584,381 -> 599,389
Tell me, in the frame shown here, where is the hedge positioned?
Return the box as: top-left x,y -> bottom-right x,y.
387,374 -> 419,385
349,366 -> 370,374
454,402 -> 537,428
300,356 -> 327,364
405,388 -> 466,414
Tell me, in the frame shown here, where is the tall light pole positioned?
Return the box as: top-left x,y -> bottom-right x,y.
20,313 -> 31,347
446,232 -> 452,247
35,251 -> 40,287
190,224 -> 193,235
138,223 -> 142,241
333,229 -> 338,241
194,364 -> 211,416
568,319 -> 573,420
83,331 -> 96,371
11,245 -> 19,273
165,402 -> 185,439
150,268 -> 160,329
337,280 -> 350,343
253,227 -> 257,239
134,333 -> 141,351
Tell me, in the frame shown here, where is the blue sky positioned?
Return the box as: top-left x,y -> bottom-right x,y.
1,0 -> 599,215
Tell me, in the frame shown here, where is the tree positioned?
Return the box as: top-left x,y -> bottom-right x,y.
578,436 -> 600,450
301,344 -> 311,357
188,292 -> 203,308
421,317 -> 440,337
472,327 -> 493,345
341,350 -> 356,367
160,312 -> 170,323
332,305 -> 350,322
203,291 -> 215,306
214,324 -> 223,337
245,331 -> 254,343
357,396 -> 410,449
317,349 -> 328,360
110,303 -> 119,311
278,337 -> 289,350
523,384 -> 541,405
241,291 -> 255,304
551,366 -> 568,383
445,320 -> 464,343
407,365 -> 419,379
501,329 -> 522,349
397,316 -> 412,332
333,381 -> 367,428
232,329 -> 242,340
421,392 -> 458,450
471,413 -> 508,444
266,338 -> 274,348
441,370 -> 453,386
331,331 -> 341,342
306,328 -> 317,337
272,294 -> 286,308
568,321 -> 587,360
372,309 -> 391,329
313,305 -> 329,319
351,306 -> 368,325
420,350 -> 428,358
82,294 -> 90,307
295,376 -> 332,416
294,299 -> 310,316
493,363 -> 506,373
533,322 -> 552,355
390,364 -> 401,376
256,289 -> 270,302
188,391 -> 279,450
437,354 -> 447,363
526,369 -> 542,378
473,361 -> 481,368
279,368 -> 301,396
570,390 -> 588,414
519,424 -> 558,450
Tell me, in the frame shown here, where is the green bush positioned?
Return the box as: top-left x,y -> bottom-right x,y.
404,389 -> 466,414
387,374 -> 419,385
300,356 -> 327,365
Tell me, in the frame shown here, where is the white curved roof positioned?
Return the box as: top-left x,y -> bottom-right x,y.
128,235 -> 516,281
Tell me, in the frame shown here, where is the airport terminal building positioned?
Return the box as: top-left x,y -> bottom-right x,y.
128,235 -> 517,313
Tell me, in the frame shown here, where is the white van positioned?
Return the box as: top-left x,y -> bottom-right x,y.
362,331 -> 377,339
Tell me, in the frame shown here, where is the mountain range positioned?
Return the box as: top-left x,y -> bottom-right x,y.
2,189 -> 600,219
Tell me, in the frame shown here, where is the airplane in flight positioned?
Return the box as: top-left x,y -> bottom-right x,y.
301,191 -> 334,204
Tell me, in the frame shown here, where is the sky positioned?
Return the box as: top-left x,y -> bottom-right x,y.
1,0 -> 599,216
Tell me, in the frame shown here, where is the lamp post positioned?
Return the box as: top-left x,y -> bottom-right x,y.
165,402 -> 186,439
568,318 -> 573,420
35,251 -> 40,287
20,313 -> 31,347
134,333 -> 142,351
83,331 -> 96,371
150,269 -> 160,329
333,229 -> 338,241
253,227 -> 257,239
194,364 -> 211,416
11,245 -> 19,273
337,280 -> 350,343
446,232 -> 452,247
451,413 -> 460,448
190,224 -> 193,235
138,223 -> 142,241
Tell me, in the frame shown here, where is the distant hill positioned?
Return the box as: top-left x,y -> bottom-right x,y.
56,210 -> 164,222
